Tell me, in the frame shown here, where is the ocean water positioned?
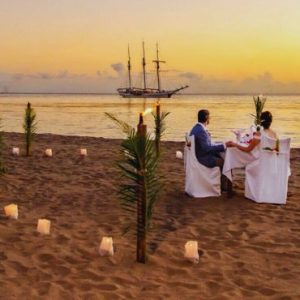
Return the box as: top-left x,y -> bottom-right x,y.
0,94 -> 299,147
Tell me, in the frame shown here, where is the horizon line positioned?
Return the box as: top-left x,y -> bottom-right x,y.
1,92 -> 300,96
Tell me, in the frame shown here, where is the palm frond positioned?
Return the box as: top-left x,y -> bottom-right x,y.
153,111 -> 170,139
252,96 -> 267,126
23,102 -> 37,156
152,110 -> 170,157
105,112 -> 135,136
118,130 -> 161,222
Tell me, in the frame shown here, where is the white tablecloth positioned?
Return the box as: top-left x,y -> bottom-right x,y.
222,147 -> 258,181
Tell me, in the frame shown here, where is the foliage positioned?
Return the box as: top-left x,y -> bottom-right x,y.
104,112 -> 135,136
23,102 -> 37,156
251,95 -> 267,126
118,130 -> 161,230
152,110 -> 170,157
105,112 -> 161,232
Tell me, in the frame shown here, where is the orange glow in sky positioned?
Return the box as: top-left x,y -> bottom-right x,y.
1,0 -> 300,93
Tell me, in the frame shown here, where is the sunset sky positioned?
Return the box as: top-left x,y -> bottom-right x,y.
1,0 -> 300,93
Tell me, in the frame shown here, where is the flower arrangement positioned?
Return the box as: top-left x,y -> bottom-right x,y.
252,95 -> 267,128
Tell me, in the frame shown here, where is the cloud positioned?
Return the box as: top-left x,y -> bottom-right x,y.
1,69 -> 300,94
166,71 -> 300,94
0,85 -> 9,93
38,72 -> 52,80
179,72 -> 203,81
0,72 -> 12,92
57,70 -> 69,79
111,63 -> 125,75
258,72 -> 273,82
238,72 -> 279,94
0,69 -> 123,93
12,73 -> 24,80
11,71 -> 87,81
165,69 -> 182,73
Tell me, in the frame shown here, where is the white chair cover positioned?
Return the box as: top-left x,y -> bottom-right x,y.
184,135 -> 221,197
245,135 -> 291,204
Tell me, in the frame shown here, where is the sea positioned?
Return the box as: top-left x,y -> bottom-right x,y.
0,94 -> 299,147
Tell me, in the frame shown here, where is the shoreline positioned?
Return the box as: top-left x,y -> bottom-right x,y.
2,131 -> 300,149
0,132 -> 299,299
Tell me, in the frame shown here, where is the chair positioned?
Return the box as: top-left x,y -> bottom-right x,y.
184,135 -> 221,197
245,135 -> 291,204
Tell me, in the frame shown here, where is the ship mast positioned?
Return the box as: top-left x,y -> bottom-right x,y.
127,45 -> 132,89
142,41 -> 147,90
153,43 -> 165,92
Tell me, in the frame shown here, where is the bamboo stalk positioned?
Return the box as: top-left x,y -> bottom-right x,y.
136,117 -> 147,263
155,101 -> 161,157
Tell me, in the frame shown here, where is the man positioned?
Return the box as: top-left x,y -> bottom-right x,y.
190,109 -> 233,168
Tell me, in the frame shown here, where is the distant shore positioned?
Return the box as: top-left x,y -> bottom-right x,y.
0,132 -> 299,299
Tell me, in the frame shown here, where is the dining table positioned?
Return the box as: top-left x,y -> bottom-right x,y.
222,146 -> 258,181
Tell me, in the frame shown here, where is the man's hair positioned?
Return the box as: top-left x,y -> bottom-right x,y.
198,109 -> 210,123
260,111 -> 273,129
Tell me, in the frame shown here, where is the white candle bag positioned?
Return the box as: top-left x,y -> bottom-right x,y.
12,147 -> 20,156
176,151 -> 183,159
80,148 -> 87,156
99,237 -> 114,256
184,241 -> 199,264
4,204 -> 18,219
45,149 -> 52,157
37,219 -> 51,235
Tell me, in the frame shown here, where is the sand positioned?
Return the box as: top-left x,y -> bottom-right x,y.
0,132 -> 299,300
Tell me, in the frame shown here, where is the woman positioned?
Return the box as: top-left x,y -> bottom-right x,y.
233,111 -> 277,152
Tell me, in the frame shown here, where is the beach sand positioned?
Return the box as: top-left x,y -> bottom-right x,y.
0,132 -> 299,300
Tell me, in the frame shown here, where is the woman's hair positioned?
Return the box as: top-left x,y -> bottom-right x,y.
198,109 -> 210,123
260,111 -> 273,129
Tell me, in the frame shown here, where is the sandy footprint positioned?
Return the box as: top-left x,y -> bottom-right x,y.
55,233 -> 70,244
36,281 -> 51,296
0,252 -> 8,261
96,283 -> 118,291
38,253 -> 56,263
6,260 -> 29,277
53,265 -> 71,277
80,270 -> 105,282
258,287 -> 277,297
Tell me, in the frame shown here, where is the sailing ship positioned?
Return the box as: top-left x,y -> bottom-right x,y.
117,43 -> 188,98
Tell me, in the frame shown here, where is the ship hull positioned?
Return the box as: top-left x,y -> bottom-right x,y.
118,91 -> 173,98
117,86 -> 188,98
